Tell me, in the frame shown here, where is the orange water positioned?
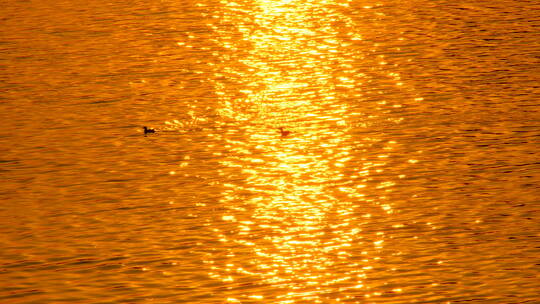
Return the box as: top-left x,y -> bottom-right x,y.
1,0 -> 539,302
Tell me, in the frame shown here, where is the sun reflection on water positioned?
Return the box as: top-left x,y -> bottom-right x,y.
203,0 -> 405,301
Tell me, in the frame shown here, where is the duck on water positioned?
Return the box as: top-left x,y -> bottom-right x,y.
278,127 -> 290,137
143,126 -> 155,134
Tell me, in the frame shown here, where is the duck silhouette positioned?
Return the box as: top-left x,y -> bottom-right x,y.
143,126 -> 155,134
278,127 -> 290,137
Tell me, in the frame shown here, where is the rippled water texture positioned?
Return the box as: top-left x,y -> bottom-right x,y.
1,0 -> 539,302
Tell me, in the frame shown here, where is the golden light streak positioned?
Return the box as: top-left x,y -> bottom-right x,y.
199,0 -> 412,301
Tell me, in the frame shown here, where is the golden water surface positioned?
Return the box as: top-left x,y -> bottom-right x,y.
1,0 -> 539,303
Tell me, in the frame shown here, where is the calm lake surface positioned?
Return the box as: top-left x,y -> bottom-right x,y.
1,0 -> 539,302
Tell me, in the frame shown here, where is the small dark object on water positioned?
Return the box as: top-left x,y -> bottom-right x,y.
278,127 -> 290,137
143,126 -> 155,134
